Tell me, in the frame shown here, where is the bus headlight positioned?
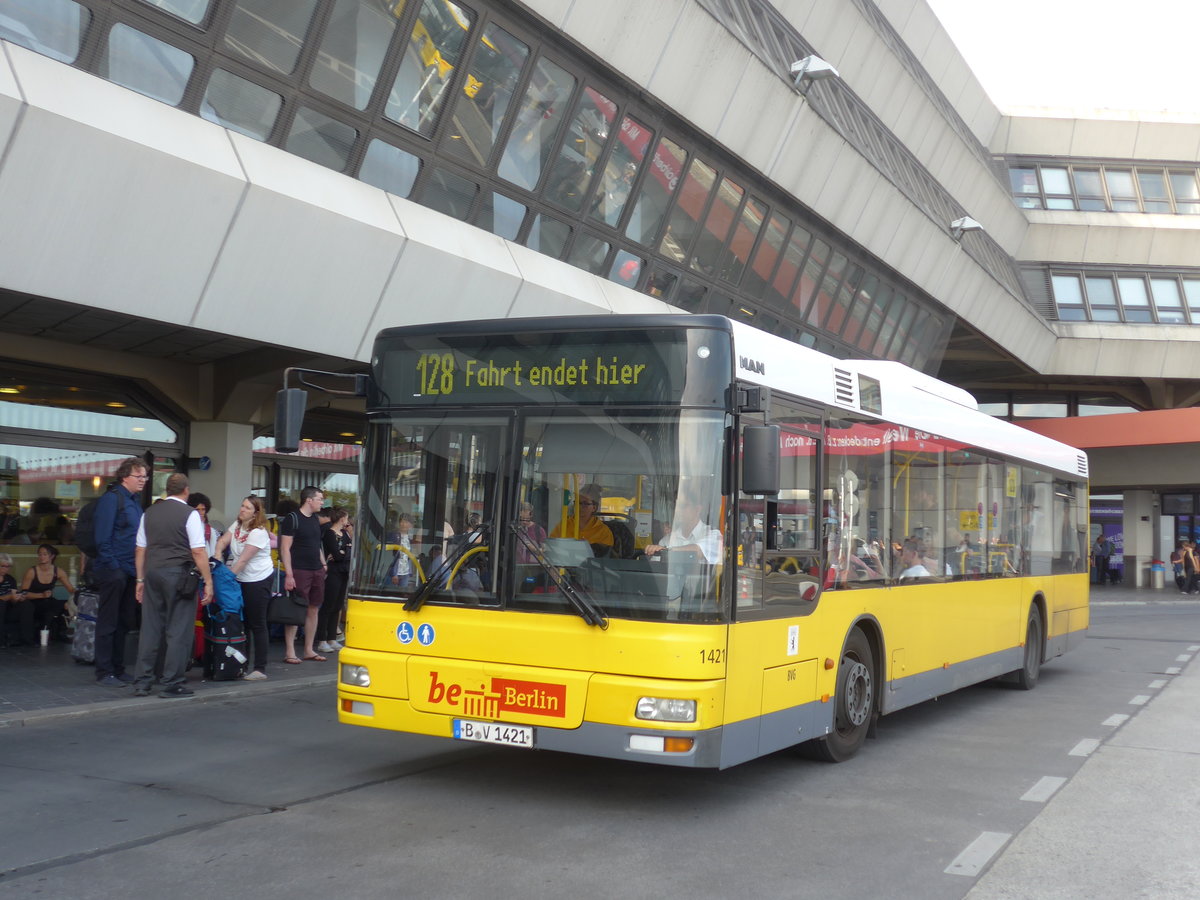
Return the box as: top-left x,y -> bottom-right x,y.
636,697 -> 696,723
340,664 -> 371,687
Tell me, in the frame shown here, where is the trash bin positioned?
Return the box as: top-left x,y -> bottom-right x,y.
1150,561 -> 1165,590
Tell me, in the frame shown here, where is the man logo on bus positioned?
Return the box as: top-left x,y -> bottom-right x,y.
427,671 -> 567,719
739,355 -> 765,375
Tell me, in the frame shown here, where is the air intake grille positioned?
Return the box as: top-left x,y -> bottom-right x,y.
834,368 -> 855,407
1077,455 -> 1089,478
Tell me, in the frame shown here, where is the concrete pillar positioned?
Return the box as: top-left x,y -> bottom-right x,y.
187,422 -> 254,530
1122,490 -> 1156,587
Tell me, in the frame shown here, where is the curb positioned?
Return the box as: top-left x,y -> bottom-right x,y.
0,672 -> 337,729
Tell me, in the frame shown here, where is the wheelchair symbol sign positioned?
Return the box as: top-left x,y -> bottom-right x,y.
417,623 -> 436,646
396,622 -> 415,644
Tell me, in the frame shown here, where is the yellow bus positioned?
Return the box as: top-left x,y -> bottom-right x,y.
310,315 -> 1088,767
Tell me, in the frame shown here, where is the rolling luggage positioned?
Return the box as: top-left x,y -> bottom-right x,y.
70,585 -> 100,664
204,608 -> 249,681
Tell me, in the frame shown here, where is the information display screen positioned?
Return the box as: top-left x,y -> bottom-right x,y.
373,325 -> 731,409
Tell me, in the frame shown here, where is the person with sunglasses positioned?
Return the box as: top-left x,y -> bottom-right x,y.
549,484 -> 614,556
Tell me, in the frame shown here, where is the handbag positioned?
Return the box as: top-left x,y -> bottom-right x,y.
267,590 -> 308,625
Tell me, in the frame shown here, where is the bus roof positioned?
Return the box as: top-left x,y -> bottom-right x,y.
727,320 -> 1087,481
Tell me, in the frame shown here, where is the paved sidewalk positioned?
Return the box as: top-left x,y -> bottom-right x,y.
0,635 -> 336,728
969,582 -> 1200,898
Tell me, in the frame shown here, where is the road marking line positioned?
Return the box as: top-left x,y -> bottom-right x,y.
1166,667 -> 1181,675
945,832 -> 1012,877
1069,739 -> 1100,757
1102,714 -> 1129,727
1189,645 -> 1200,652
1021,776 -> 1067,802
1149,679 -> 1167,689
1130,695 -> 1150,706
1177,655 -> 1192,663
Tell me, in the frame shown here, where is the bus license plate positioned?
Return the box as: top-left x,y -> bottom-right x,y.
453,719 -> 534,748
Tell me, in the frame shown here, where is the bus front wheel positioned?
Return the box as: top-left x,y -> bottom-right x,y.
808,627 -> 874,762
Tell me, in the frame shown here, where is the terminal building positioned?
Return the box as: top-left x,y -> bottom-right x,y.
0,0 -> 1197,583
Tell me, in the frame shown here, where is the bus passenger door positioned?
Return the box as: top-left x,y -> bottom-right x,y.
727,401 -> 824,763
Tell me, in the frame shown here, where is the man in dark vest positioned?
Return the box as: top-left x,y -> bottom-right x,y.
131,472 -> 213,698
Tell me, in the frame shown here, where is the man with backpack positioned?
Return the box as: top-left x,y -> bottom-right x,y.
87,457 -> 147,687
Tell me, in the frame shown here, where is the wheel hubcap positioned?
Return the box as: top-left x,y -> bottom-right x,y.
843,659 -> 872,727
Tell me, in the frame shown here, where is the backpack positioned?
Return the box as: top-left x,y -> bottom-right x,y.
75,485 -> 120,557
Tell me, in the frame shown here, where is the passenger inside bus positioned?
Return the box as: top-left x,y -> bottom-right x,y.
549,484 -> 614,556
898,539 -> 933,580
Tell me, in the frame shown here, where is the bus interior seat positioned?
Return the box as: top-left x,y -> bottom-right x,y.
604,518 -> 636,558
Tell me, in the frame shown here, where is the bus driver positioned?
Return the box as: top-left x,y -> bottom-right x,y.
645,494 -> 722,563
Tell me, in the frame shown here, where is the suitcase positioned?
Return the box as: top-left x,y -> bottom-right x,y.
204,608 -> 249,681
192,596 -> 206,667
70,586 -> 100,664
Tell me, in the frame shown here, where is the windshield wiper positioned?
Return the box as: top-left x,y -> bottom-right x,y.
404,523 -> 490,612
510,522 -> 608,629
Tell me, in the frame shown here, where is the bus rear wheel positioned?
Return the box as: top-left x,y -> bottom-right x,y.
1012,606 -> 1043,691
808,627 -> 874,762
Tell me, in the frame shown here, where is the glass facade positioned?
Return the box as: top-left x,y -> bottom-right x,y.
1049,269 -> 1200,325
0,0 -> 955,371
0,370 -> 182,566
1009,159 -> 1200,215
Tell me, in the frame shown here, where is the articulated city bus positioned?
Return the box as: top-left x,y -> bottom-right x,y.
328,315 -> 1089,768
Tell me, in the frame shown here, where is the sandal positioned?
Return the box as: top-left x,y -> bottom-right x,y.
302,653 -> 327,662
283,656 -> 302,665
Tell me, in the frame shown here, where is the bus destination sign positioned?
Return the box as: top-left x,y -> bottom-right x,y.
375,328 -> 729,407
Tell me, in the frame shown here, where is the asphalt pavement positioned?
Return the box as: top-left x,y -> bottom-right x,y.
969,583 -> 1200,898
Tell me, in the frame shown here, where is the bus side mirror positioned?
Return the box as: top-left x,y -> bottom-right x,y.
275,388 -> 307,454
742,425 -> 781,496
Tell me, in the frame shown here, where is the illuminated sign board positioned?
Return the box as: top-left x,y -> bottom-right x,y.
374,327 -> 731,408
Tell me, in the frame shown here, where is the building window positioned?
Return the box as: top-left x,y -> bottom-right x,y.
1049,269 -> 1200,324
309,0 -> 399,111
102,24 -> 195,106
1008,159 -> 1200,216
359,139 -> 422,197
135,0 -> 210,25
0,0 -> 90,64
200,69 -> 282,140
224,0 -> 319,76
286,106 -> 357,171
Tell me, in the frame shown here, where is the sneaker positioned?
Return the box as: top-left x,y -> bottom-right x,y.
243,670 -> 268,681
133,685 -> 152,697
316,641 -> 335,653
158,685 -> 195,698
97,674 -> 129,688
115,672 -> 136,683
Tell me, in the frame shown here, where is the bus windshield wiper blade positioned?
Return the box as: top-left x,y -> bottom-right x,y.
404,523 -> 489,612
510,523 -> 608,629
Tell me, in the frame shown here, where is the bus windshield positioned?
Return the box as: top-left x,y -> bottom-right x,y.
355,408 -> 729,623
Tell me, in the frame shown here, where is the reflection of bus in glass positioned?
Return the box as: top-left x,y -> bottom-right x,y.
328,315 -> 1089,768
